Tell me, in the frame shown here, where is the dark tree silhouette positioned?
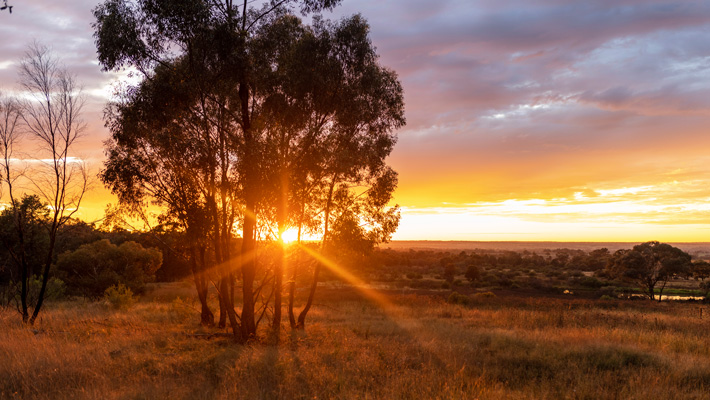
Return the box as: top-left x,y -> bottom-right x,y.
19,44 -> 88,324
0,45 -> 87,324
94,0 -> 404,339
94,0 -> 345,341
252,15 -> 405,330
607,241 -> 691,301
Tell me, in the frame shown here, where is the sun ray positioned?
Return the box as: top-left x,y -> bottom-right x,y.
297,244 -> 398,312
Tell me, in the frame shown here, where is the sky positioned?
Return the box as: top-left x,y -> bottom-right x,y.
2,0 -> 710,242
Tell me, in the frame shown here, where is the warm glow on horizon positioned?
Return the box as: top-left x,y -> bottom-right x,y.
5,0 -> 710,243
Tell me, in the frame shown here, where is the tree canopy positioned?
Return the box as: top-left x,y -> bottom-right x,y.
607,241 -> 692,301
94,0 -> 404,340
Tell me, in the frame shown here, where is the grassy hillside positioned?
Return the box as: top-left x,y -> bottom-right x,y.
2,284 -> 710,399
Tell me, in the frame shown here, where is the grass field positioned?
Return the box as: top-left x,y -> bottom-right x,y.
2,283 -> 710,399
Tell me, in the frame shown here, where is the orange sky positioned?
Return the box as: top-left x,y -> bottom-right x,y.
3,1 -> 710,242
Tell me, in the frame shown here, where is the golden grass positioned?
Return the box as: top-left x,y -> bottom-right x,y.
1,286 -> 710,399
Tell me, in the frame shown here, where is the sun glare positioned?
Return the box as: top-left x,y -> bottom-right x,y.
281,228 -> 299,244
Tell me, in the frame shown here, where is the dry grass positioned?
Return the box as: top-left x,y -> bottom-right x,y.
1,285 -> 710,399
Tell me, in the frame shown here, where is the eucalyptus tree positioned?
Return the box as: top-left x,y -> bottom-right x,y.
102,57 -> 234,328
94,0 -> 343,341
607,241 -> 692,301
251,14 -> 405,329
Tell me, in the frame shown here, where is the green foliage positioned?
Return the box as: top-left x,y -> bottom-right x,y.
103,284 -> 135,310
0,195 -> 50,284
447,292 -> 471,306
56,239 -> 162,298
573,276 -> 604,288
0,276 -> 66,309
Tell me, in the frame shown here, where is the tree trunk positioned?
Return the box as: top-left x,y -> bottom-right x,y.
296,176 -> 336,329
273,242 -> 284,331
20,257 -> 28,323
240,206 -> 257,339
287,246 -> 299,328
29,229 -> 57,325
238,62 -> 257,340
296,262 -> 320,329
288,211 -> 305,328
218,280 -> 228,328
658,280 -> 668,303
190,247 -> 214,326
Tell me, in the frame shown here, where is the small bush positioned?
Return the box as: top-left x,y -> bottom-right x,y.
170,297 -> 196,321
597,286 -> 619,299
447,291 -> 471,305
474,291 -> 496,299
574,276 -> 604,288
104,284 -> 135,310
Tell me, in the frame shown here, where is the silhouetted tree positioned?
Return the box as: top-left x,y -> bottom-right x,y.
465,264 -> 481,284
18,43 -> 88,324
607,241 -> 691,301
0,45 -> 87,324
691,260 -> 710,298
290,16 -> 405,327
0,195 -> 50,314
94,0 -> 350,341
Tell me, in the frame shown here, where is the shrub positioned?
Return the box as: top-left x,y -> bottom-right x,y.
447,291 -> 471,305
56,239 -> 162,298
473,291 -> 496,299
597,286 -> 619,299
1,277 -> 66,308
104,284 -> 135,310
574,276 -> 605,289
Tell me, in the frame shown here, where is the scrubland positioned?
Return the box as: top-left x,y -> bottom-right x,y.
2,283 -> 710,399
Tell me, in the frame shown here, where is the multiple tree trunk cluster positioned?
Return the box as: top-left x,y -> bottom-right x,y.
93,0 -> 405,341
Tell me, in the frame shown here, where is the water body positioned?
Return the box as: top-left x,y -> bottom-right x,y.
627,294 -> 705,301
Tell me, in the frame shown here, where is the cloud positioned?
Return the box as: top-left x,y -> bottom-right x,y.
3,1 -> 710,239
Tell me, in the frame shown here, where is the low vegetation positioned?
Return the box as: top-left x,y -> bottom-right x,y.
2,284 -> 710,399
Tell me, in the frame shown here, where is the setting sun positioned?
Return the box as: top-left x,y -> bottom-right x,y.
281,229 -> 299,244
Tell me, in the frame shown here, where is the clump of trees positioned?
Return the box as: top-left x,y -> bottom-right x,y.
370,243 -> 710,301
56,239 -> 162,298
93,0 -> 404,341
